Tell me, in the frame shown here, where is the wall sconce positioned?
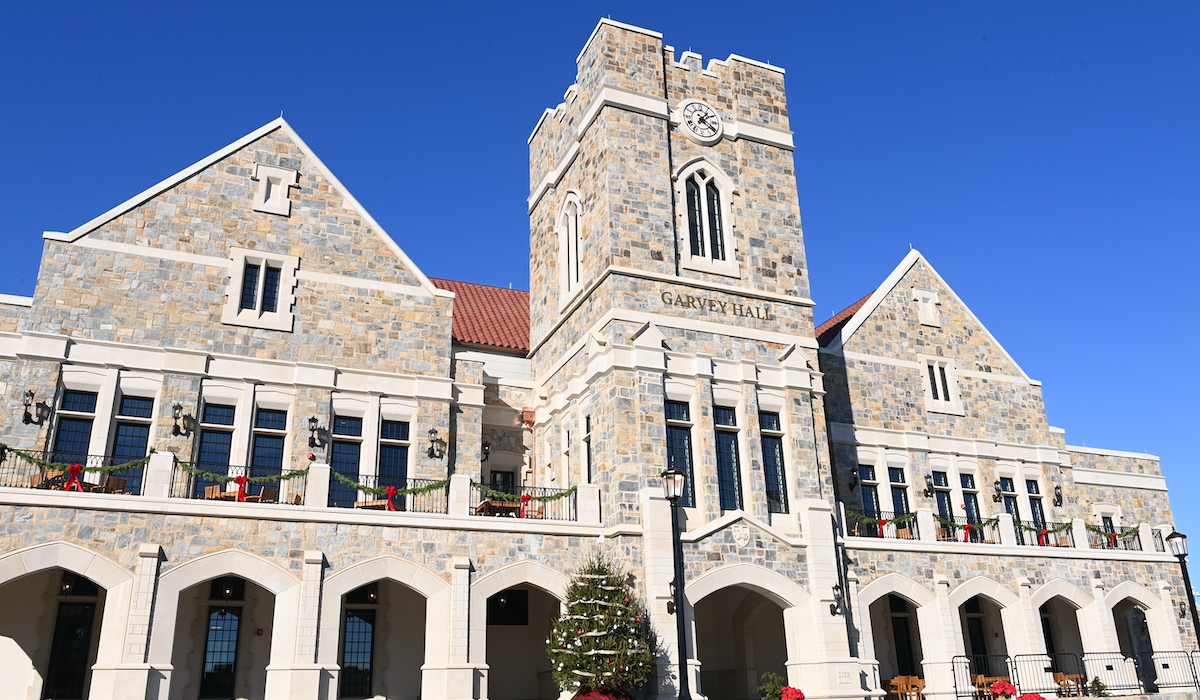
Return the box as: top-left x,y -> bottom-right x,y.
830,582 -> 845,616
923,474 -> 935,498
171,403 -> 184,436
427,428 -> 447,459
992,480 -> 1004,503
481,441 -> 491,463
1180,601 -> 1189,619
847,473 -> 858,491
22,389 -> 36,425
1053,484 -> 1064,507
308,416 -> 323,448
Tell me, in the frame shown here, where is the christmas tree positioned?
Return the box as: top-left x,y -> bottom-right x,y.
548,555 -> 656,698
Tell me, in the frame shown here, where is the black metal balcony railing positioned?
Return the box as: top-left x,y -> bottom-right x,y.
1015,520 -> 1074,547
1090,526 -> 1142,551
170,463 -> 306,505
845,508 -> 919,540
327,474 -> 448,514
470,483 -> 577,521
936,515 -> 1000,544
0,449 -> 144,495
1153,528 -> 1166,552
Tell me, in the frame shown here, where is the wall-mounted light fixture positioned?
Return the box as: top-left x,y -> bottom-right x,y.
481,441 -> 491,463
923,474 -> 935,498
1053,484 -> 1064,507
308,416 -> 322,448
830,582 -> 845,616
992,480 -> 1004,503
847,472 -> 858,491
171,403 -> 184,436
427,428 -> 447,459
22,389 -> 36,425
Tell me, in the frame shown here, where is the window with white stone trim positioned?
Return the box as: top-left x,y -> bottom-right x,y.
920,355 -> 963,415
558,193 -> 583,304
675,160 -> 739,278
913,288 -> 941,327
221,247 -> 300,332
251,163 -> 298,216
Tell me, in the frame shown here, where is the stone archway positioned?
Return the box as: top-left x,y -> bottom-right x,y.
694,585 -> 788,700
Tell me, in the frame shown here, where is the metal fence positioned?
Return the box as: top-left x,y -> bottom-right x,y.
846,508 -> 919,540
1015,520 -> 1075,548
326,475 -> 448,514
470,483 -> 577,521
1153,528 -> 1166,552
1089,527 -> 1142,551
170,463 -> 306,505
953,651 -> 1200,699
0,449 -> 144,495
937,516 -> 1000,544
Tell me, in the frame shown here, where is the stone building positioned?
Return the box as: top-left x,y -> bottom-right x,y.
0,17 -> 1186,700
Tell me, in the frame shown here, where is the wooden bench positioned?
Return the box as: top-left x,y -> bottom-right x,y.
887,675 -> 925,700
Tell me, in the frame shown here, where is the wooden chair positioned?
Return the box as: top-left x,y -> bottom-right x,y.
896,527 -> 913,540
1053,672 -> 1085,697
524,503 -> 545,519
887,675 -> 925,700
937,527 -> 955,541
247,487 -> 278,504
204,484 -> 227,500
30,469 -> 65,489
90,476 -> 127,494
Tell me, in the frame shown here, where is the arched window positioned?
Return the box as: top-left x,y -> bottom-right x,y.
558,194 -> 583,300
677,162 -> 738,277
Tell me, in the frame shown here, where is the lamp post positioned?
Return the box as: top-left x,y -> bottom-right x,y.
661,463 -> 693,700
1166,531 -> 1200,642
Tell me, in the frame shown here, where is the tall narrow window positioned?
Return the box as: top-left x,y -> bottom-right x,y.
889,467 -> 909,515
341,608 -> 376,697
329,416 -> 362,508
261,266 -> 281,313
706,181 -> 725,260
686,179 -> 704,257
713,407 -> 742,511
858,465 -> 879,516
53,390 -> 98,465
43,572 -> 99,700
559,197 -> 583,298
378,420 -> 410,498
251,408 -> 287,482
924,358 -> 958,412
1027,479 -> 1045,527
194,403 -> 235,498
677,164 -> 737,275
583,416 -> 594,484
999,477 -> 1020,519
759,411 -> 788,514
239,264 -> 260,310
961,474 -> 980,523
200,607 -> 241,697
932,471 -> 953,519
664,400 -> 696,507
111,394 -> 153,494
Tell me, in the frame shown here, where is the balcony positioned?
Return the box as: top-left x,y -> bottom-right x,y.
0,448 -> 145,495
169,463 -> 307,505
328,474 -> 449,514
471,483 -> 577,521
1090,526 -> 1142,551
936,515 -> 1000,544
846,508 -> 919,540
1015,520 -> 1074,547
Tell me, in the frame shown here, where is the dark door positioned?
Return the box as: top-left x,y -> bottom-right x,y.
42,601 -> 96,699
199,606 -> 241,698
892,615 -> 917,676
967,616 -> 989,674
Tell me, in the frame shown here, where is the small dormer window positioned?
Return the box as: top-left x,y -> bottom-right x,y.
252,164 -> 299,216
913,288 -> 941,327
221,248 -> 300,332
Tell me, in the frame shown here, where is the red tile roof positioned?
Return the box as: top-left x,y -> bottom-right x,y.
815,292 -> 873,347
431,278 -> 530,353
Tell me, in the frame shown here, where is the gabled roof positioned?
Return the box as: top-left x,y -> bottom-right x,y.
43,118 -> 448,300
431,278 -> 529,353
817,249 -> 1035,384
815,292 -> 872,347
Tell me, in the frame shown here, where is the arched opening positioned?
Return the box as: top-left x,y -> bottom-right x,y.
694,586 -> 788,700
1112,597 -> 1157,692
485,585 -> 560,700
169,575 -> 274,700
869,594 -> 926,684
958,595 -> 1009,680
337,579 -> 427,699
0,568 -> 106,699
1041,596 -> 1084,657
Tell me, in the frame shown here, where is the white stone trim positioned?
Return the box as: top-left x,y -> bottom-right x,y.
947,575 -> 1020,610
857,572 -> 937,608
250,163 -> 298,216
468,560 -> 570,664
1066,445 -> 1159,460
844,537 -> 1174,563
829,422 -> 1066,466
0,541 -> 132,590
1029,579 -> 1094,610
1072,468 -> 1167,492
674,158 -> 741,279
0,293 -> 33,307
919,353 -> 964,416
220,247 -> 300,332
685,562 -> 810,610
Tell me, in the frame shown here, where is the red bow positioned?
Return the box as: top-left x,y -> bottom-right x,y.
878,519 -> 888,537
519,493 -> 532,518
963,523 -> 973,543
385,485 -> 398,511
234,475 -> 249,502
1039,529 -> 1048,546
1109,532 -> 1118,549
64,464 -> 85,492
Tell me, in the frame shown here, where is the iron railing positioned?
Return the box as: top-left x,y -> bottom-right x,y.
1153,528 -> 1166,552
951,655 -> 1016,700
937,516 -> 1000,544
845,508 -> 919,540
327,475 -> 448,514
1015,520 -> 1074,548
0,449 -> 144,495
470,483 -> 577,521
1090,526 -> 1142,551
170,463 -> 306,505
1010,653 -> 1087,697
949,652 -> 1200,699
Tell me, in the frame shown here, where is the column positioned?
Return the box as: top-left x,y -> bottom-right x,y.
921,576 -> 961,700
422,556 -> 479,700
640,487 -> 693,700
263,552 -> 324,700
88,544 -> 163,700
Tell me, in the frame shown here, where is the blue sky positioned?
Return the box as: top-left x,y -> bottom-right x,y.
2,3 -> 1197,535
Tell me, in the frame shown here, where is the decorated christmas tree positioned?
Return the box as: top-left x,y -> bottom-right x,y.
548,555 -> 656,699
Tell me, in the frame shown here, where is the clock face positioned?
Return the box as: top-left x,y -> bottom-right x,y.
681,100 -> 721,140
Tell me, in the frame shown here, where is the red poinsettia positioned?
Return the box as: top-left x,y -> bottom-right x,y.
990,681 -> 1017,698
782,687 -> 805,700
1017,694 -> 1045,700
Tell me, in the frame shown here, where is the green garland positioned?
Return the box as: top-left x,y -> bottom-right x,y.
330,470 -> 450,498
172,457 -> 309,485
846,510 -> 918,527
935,514 -> 1000,531
0,443 -> 154,476
1016,520 -> 1073,535
473,481 -> 578,502
1085,524 -> 1139,539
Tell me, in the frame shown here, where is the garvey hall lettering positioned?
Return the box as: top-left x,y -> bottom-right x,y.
660,291 -> 772,321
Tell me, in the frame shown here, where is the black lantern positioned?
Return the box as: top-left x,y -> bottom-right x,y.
660,462 -> 693,700
923,474 -> 935,498
661,464 -> 687,503
1053,484 -> 1064,507
171,403 -> 184,436
22,389 -> 35,425
427,428 -> 447,459
308,416 -> 321,448
1167,531 -> 1200,642
1168,531 -> 1188,557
